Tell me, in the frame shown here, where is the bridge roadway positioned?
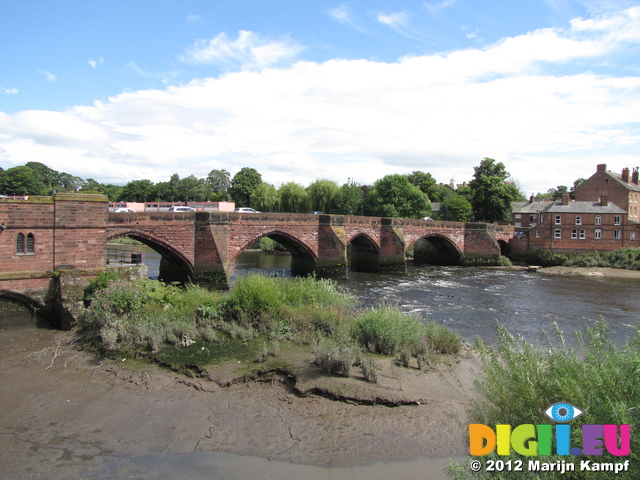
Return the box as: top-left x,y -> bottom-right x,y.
0,194 -> 513,326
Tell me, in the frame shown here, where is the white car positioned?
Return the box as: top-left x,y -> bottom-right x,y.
234,207 -> 260,213
112,207 -> 136,213
168,206 -> 197,212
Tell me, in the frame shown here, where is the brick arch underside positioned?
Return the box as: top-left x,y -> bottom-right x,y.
234,230 -> 318,277
0,290 -> 53,326
347,233 -> 381,272
410,234 -> 462,265
107,230 -> 194,272
236,230 -> 317,262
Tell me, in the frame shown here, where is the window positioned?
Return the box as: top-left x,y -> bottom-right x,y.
571,229 -> 578,239
575,215 -> 582,225
579,229 -> 586,239
554,228 -> 562,239
595,229 -> 602,239
631,232 -> 636,240
26,233 -> 35,253
614,216 -> 621,225
614,229 -> 621,240
515,222 -> 521,227
555,215 -> 561,225
595,215 -> 601,225
535,230 -> 540,238
515,214 -> 521,219
16,232 -> 35,254
16,233 -> 24,254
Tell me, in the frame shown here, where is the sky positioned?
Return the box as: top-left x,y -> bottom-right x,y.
1,0 -> 640,197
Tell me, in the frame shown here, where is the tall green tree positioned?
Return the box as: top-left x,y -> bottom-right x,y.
229,167 -> 262,207
119,179 -> 156,203
334,179 -> 364,215
439,194 -> 473,221
279,182 -> 311,213
468,158 -> 519,223
406,171 -> 441,202
251,182 -> 280,212
0,166 -> 48,196
367,174 -> 431,218
306,179 -> 339,213
206,169 -> 231,194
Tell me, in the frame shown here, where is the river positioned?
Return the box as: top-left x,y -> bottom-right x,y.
100,245 -> 640,346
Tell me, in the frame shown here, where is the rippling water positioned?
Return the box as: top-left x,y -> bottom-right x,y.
341,265 -> 640,346
108,246 -> 639,346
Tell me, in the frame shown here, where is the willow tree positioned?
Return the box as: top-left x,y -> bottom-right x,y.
279,182 -> 311,213
251,182 -> 281,212
306,179 -> 339,213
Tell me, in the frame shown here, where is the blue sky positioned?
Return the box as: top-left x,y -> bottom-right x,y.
1,0 -> 640,196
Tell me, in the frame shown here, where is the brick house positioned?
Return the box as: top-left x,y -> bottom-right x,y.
528,193 -> 640,251
510,197 -> 553,227
574,164 -> 640,222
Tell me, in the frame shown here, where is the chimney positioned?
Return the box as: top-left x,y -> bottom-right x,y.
529,194 -> 534,203
622,168 -> 630,183
562,192 -> 570,206
597,164 -> 607,174
633,167 -> 639,185
601,193 -> 608,206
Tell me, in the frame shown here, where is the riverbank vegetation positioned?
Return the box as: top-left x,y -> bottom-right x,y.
79,273 -> 461,381
513,247 -> 640,270
449,322 -> 639,480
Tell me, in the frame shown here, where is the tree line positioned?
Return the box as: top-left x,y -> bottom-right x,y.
1,158 -> 533,223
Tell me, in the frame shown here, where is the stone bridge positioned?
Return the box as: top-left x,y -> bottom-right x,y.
107,211 -> 513,285
1,194 -> 514,327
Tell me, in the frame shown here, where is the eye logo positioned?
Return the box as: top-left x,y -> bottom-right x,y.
544,402 -> 584,423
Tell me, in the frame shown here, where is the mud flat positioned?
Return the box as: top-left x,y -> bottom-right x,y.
0,327 -> 475,480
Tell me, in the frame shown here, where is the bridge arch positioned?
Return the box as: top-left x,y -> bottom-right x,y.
410,234 -> 462,266
347,233 -> 381,272
236,230 -> 318,277
0,290 -> 53,328
107,229 -> 194,283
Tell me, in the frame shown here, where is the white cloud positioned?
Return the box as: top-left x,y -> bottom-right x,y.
88,57 -> 104,69
180,30 -> 304,70
185,14 -> 202,23
424,0 -> 456,13
377,11 -> 411,30
38,70 -> 57,82
1,87 -> 18,95
2,8 -> 639,195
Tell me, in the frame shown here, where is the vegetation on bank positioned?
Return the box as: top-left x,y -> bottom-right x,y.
79,273 -> 461,380
513,247 -> 640,270
449,322 -> 640,480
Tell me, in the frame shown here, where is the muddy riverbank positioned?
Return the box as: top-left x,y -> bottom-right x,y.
0,327 -> 474,479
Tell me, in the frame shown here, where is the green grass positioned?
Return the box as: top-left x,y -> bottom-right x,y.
80,273 -> 463,381
448,322 -> 640,480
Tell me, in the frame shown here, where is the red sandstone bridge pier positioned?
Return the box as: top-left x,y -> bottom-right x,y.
1,194 -> 513,327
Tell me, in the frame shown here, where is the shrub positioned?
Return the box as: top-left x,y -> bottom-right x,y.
448,322 -> 640,480
314,339 -> 358,377
360,357 -> 380,383
356,307 -> 427,356
424,321 -> 461,354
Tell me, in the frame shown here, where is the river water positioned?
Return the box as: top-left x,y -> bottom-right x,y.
99,245 -> 640,346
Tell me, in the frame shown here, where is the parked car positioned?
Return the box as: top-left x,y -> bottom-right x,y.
234,207 -> 260,213
112,207 -> 136,213
309,211 -> 324,215
168,206 -> 196,212
420,217 -> 434,221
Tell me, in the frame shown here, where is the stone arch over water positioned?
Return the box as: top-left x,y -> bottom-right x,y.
235,230 -> 317,277
410,234 -> 462,266
107,230 -> 194,284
